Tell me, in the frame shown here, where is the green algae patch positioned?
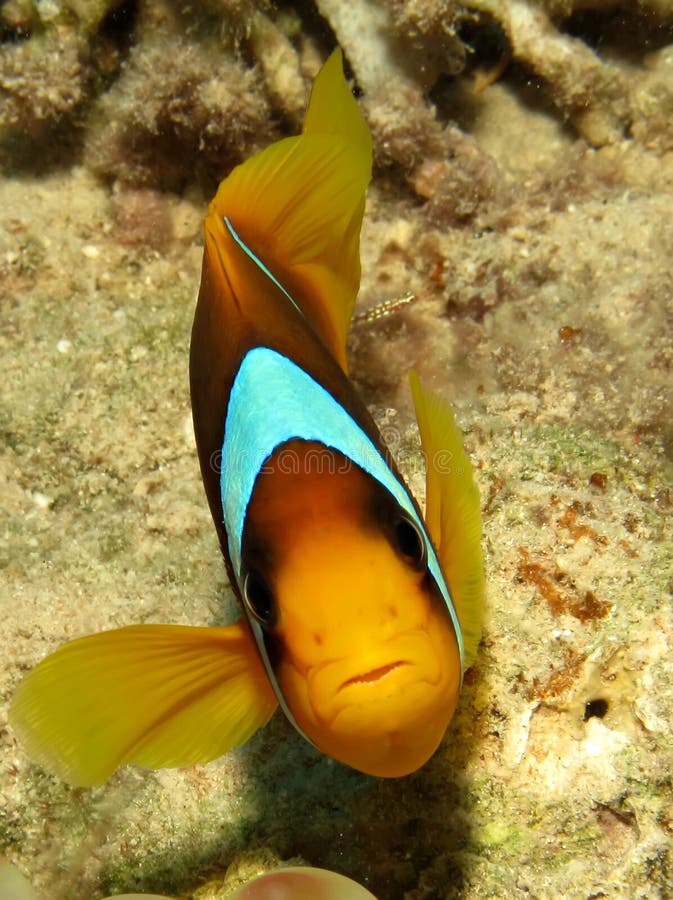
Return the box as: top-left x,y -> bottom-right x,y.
476,819 -> 525,852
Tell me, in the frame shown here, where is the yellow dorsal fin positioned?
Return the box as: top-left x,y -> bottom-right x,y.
9,622 -> 277,786
207,49 -> 372,370
303,50 -> 372,157
409,371 -> 484,667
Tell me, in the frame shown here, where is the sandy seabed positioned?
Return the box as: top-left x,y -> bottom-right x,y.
1,3 -> 673,898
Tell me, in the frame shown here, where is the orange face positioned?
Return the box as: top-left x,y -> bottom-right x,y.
241,441 -> 461,777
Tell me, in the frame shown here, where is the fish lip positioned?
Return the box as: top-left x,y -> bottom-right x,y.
338,660 -> 408,691
301,631 -> 443,724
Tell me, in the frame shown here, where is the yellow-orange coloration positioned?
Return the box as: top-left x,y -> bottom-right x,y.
246,441 -> 461,777
8,49 -> 483,787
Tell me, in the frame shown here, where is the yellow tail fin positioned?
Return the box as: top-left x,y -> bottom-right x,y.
409,372 -> 484,667
206,49 -> 372,370
9,622 -> 277,786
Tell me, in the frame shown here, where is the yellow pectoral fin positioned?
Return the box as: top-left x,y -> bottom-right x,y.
9,621 -> 278,786
409,371 -> 484,668
206,49 -> 372,369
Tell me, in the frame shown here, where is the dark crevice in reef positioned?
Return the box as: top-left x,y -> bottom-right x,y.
583,698 -> 609,721
276,0 -> 340,62
457,15 -> 511,74
562,9 -> 673,62
0,22 -> 31,43
96,0 -> 140,63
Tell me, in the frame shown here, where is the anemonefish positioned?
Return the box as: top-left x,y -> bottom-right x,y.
9,50 -> 483,785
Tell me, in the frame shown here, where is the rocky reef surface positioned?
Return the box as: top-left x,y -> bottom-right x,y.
1,1 -> 672,898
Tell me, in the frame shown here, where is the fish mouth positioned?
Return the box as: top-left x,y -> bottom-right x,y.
339,660 -> 408,690
296,630 -> 446,727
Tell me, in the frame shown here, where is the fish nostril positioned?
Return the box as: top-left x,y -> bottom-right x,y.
340,660 -> 408,689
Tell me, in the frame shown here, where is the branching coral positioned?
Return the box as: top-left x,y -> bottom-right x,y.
362,77 -> 501,225
382,0 -> 466,85
0,0 -> 122,37
468,0 -> 632,145
248,10 -> 309,126
3,0 -> 673,197
0,0 -> 137,156
84,37 -> 274,190
0,32 -> 92,140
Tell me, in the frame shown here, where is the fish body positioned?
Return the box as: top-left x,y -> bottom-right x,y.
9,51 -> 483,785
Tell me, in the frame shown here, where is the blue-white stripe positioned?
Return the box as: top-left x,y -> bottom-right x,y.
220,346 -> 464,668
224,217 -> 304,318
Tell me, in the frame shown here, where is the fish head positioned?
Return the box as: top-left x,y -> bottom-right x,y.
241,450 -> 462,777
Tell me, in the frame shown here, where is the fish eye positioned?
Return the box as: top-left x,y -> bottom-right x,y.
243,570 -> 276,627
392,513 -> 427,570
